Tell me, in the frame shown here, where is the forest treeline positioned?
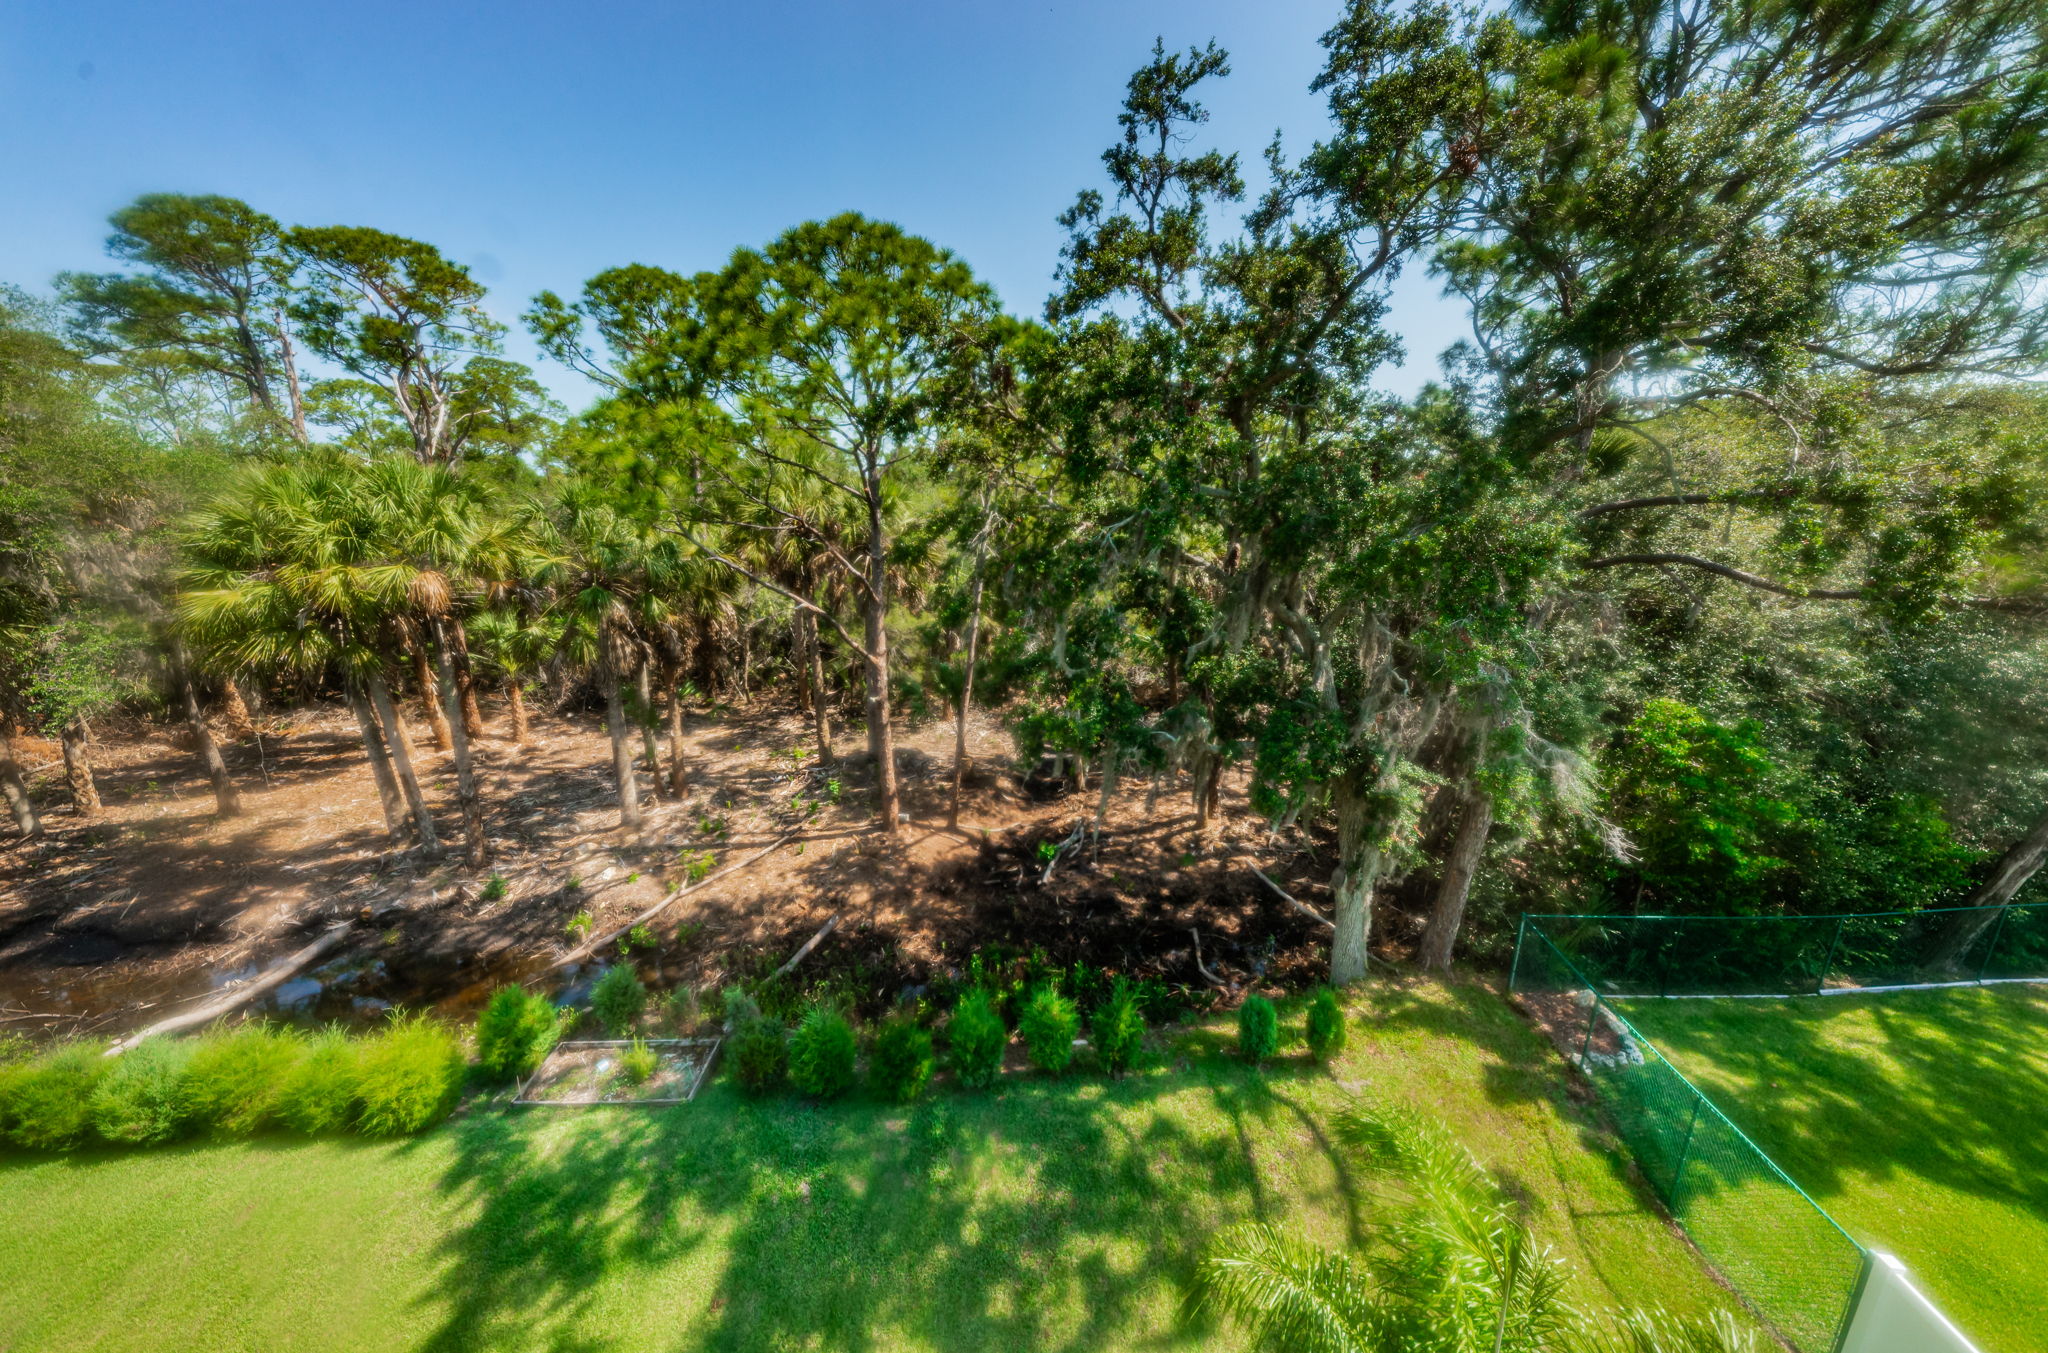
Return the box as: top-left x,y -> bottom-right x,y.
5,0 -> 2048,980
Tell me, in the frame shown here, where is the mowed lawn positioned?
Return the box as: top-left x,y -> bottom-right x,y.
0,981 -> 1737,1353
1622,985 -> 2048,1353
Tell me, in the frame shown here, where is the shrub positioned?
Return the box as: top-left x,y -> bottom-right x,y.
89,1037 -> 194,1145
1018,986 -> 1079,1074
788,1004 -> 858,1099
479,874 -> 509,903
0,1042 -> 108,1150
475,985 -> 563,1082
726,1016 -> 787,1095
592,964 -> 648,1036
620,1038 -> 659,1086
181,1024 -> 303,1136
1237,995 -> 1279,1064
720,985 -> 763,1030
664,986 -> 700,1034
948,989 -> 1006,1090
1091,981 -> 1146,1076
354,1015 -> 465,1136
277,1028 -> 361,1134
867,1016 -> 934,1103
1305,988 -> 1346,1062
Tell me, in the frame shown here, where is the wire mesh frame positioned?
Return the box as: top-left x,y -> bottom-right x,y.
1515,926 -> 1866,1353
512,1037 -> 723,1106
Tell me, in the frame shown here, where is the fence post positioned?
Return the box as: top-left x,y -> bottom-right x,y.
1511,915 -> 1529,992
1578,991 -> 1599,1068
1670,1095 -> 1704,1216
1974,906 -> 2010,986
1817,917 -> 1844,995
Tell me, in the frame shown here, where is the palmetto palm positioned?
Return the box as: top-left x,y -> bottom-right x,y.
1196,1103 -> 1757,1353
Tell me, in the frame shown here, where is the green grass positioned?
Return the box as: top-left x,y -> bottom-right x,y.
1620,985 -> 2048,1353
0,982 -> 1734,1352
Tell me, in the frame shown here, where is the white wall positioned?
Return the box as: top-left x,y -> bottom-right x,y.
1837,1252 -> 1982,1353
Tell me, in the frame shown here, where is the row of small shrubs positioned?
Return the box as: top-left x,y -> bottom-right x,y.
1236,988 -> 1347,1064
0,1014 -> 467,1152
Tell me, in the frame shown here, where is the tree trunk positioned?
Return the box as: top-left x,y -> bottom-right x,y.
348,685 -> 408,839
804,611 -> 833,764
0,726 -> 40,838
635,659 -> 662,798
275,303 -> 309,444
60,721 -> 101,817
449,618 -> 487,740
507,681 -> 531,746
949,544 -> 986,830
433,626 -> 489,869
173,647 -> 241,818
1928,800 -> 2048,972
1193,756 -> 1222,834
220,677 -> 256,739
1417,788 -> 1494,972
604,670 -> 643,830
369,672 -> 439,853
664,664 -> 688,797
863,476 -> 900,834
693,612 -> 717,704
1329,770 -> 1382,985
411,647 -> 452,751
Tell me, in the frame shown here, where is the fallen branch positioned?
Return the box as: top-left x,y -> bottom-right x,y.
550,830 -> 798,971
1039,820 -> 1088,885
105,923 -> 354,1055
1248,864 -> 1334,929
1189,929 -> 1227,988
769,913 -> 842,982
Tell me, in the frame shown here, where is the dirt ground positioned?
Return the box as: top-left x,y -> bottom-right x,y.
0,691 -> 1420,1039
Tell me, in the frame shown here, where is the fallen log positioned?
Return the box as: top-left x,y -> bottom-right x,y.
769,913 -> 842,982
104,923 -> 354,1055
1247,863 -> 1334,929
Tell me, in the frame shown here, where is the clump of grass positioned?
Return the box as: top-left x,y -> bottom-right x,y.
474,985 -> 563,1082
180,1024 -> 303,1137
867,1016 -> 934,1103
565,908 -> 593,940
0,1041 -> 109,1150
276,1028 -> 361,1134
592,965 -> 648,1036
479,874 -> 509,904
619,1038 -> 659,1086
788,1004 -> 858,1099
1018,986 -> 1079,1075
1237,995 -> 1279,1065
617,924 -> 655,957
89,1037 -> 193,1145
353,1015 -> 465,1137
948,989 -> 1006,1090
1091,980 -> 1146,1076
1305,988 -> 1346,1062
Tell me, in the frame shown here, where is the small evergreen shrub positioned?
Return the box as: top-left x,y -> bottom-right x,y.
1090,981 -> 1146,1076
948,989 -> 1006,1090
475,985 -> 563,1081
726,1015 -> 787,1094
89,1037 -> 194,1145
353,1015 -> 465,1136
277,1028 -> 361,1134
1018,986 -> 1079,1074
1305,988 -> 1346,1062
0,1042 -> 108,1149
180,1024 -> 303,1136
1237,995 -> 1279,1064
867,1016 -> 934,1103
788,1004 -> 858,1099
720,986 -> 763,1030
620,1038 -> 659,1086
592,964 -> 648,1035
664,986 -> 700,1034
479,874 -> 509,903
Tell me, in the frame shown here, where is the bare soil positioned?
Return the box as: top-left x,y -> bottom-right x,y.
0,692 -> 1412,1039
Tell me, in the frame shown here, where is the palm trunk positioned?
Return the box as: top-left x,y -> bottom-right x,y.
604,669 -> 643,830
0,726 -> 40,838
1193,756 -> 1222,833
220,677 -> 256,739
433,627 -> 489,869
449,618 -> 487,739
1329,769 -> 1382,985
1418,788 -> 1494,972
1928,800 -> 2048,972
664,664 -> 688,797
804,611 -> 833,764
949,546 -> 986,829
411,647 -> 452,751
173,647 -> 241,818
369,672 -> 439,853
348,685 -> 408,839
635,659 -> 662,798
60,721 -> 101,817
507,681 -> 531,745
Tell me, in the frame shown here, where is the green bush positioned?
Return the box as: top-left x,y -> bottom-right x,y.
474,985 -> 562,1082
1305,988 -> 1346,1062
948,989 -> 1006,1090
353,1015 -> 465,1137
1237,995 -> 1279,1064
0,1042 -> 108,1150
1091,981 -> 1146,1076
89,1037 -> 194,1145
592,964 -> 648,1036
180,1024 -> 303,1136
277,1029 -> 361,1134
1018,986 -> 1079,1074
788,1004 -> 858,1099
867,1016 -> 934,1103
726,1015 -> 787,1095
620,1038 -> 659,1086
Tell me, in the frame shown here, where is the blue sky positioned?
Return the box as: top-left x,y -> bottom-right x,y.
0,0 -> 1462,410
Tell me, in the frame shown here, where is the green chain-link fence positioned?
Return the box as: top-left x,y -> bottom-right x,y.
1511,928 -> 1867,1352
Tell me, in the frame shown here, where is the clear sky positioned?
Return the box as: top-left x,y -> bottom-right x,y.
0,0 -> 1462,411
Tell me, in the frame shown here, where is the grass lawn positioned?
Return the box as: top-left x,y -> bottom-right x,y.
0,981 -> 1736,1353
1620,985 -> 2048,1353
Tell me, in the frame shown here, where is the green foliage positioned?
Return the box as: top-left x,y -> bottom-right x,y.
591,964 -> 648,1036
725,1015 -> 787,1095
1017,986 -> 1079,1075
619,1038 -> 658,1086
352,1015 -> 465,1137
787,1004 -> 858,1100
479,874 -> 509,903
180,1024 -> 302,1136
1236,996 -> 1279,1065
947,989 -> 1007,1090
275,1029 -> 360,1135
866,1016 -> 934,1103
474,985 -> 563,1082
1090,981 -> 1146,1076
617,924 -> 655,956
565,909 -> 593,939
88,1037 -> 194,1145
0,1042 -> 108,1150
1305,989 -> 1346,1062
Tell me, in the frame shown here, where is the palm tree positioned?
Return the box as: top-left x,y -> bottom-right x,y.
1195,1103 -> 1757,1353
